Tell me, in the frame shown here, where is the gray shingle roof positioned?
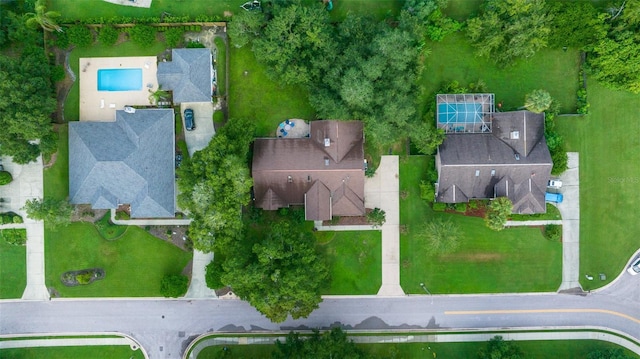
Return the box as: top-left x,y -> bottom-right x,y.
157,48 -> 212,103
436,111 -> 552,214
69,109 -> 176,218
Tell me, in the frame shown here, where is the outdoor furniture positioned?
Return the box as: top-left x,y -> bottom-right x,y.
282,131 -> 288,136
290,122 -> 295,128
285,119 -> 290,124
285,124 -> 291,131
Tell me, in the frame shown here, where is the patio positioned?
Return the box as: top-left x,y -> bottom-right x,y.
276,119 -> 309,138
79,56 -> 159,122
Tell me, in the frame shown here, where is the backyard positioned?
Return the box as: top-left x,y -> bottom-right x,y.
400,156 -> 562,293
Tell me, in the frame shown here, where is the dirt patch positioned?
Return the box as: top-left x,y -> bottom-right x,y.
53,47 -> 74,123
71,205 -> 108,223
146,225 -> 191,251
440,253 -> 503,262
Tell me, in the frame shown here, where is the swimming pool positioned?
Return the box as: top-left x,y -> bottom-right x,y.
437,102 -> 483,123
97,68 -> 143,91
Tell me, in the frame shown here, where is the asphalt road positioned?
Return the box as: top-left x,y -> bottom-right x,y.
2,272 -> 639,359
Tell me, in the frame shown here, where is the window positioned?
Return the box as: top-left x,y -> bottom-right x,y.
287,176 -> 292,183
491,169 -> 495,177
475,170 -> 480,177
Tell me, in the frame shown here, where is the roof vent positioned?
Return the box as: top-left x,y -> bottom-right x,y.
514,153 -> 520,160
510,131 -> 520,139
324,157 -> 330,166
288,175 -> 292,183
324,138 -> 330,147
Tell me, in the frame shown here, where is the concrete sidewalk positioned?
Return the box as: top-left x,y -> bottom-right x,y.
0,156 -> 49,300
0,337 -> 136,349
557,153 -> 581,291
505,220 -> 563,226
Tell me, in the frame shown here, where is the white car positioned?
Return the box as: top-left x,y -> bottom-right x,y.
628,258 -> 640,275
548,179 -> 563,188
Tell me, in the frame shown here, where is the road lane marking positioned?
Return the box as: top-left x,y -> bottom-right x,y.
445,309 -> 640,324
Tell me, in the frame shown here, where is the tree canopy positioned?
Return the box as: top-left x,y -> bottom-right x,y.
222,221 -> 329,322
478,335 -> 524,359
484,197 -> 513,231
524,89 -> 552,113
22,197 -> 73,230
546,1 -> 609,50
273,328 -> 369,359
467,0 -> 551,66
177,118 -> 255,252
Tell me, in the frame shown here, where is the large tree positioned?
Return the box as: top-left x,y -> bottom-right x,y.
484,197 -> 513,231
478,336 -> 524,359
177,118 -> 255,252
0,46 -> 57,164
588,30 -> 640,94
222,221 -> 329,322
467,0 -> 551,66
524,89 -> 552,113
274,328 -> 369,359
546,1 -> 609,50
22,198 -> 73,230
24,0 -> 61,32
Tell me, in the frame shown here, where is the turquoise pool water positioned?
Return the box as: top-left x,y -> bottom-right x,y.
97,68 -> 142,91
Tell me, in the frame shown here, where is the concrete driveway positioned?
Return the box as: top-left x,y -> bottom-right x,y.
556,152 -> 581,291
180,102 -> 215,157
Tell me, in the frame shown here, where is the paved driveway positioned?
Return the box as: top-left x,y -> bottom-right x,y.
556,153 -> 581,291
180,102 -> 215,157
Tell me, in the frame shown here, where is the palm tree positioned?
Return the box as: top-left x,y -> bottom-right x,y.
24,0 -> 62,33
524,89 -> 552,113
148,86 -> 170,105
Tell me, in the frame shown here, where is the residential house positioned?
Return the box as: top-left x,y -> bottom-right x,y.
252,120 -> 366,221
157,48 -> 212,104
435,106 -> 553,214
69,109 -> 176,218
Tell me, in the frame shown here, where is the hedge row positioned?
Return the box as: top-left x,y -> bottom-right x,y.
0,212 -> 23,225
61,14 -> 225,26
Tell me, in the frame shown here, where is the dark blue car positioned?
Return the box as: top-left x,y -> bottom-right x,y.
184,109 -> 195,131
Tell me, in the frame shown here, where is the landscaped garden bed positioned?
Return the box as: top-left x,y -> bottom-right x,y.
60,268 -> 105,287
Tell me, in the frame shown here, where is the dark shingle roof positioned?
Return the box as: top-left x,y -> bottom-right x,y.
252,121 -> 365,220
157,48 -> 212,103
436,111 -> 552,214
69,109 -> 176,218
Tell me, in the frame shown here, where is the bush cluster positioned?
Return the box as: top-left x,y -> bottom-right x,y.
454,202 -> 467,213
419,180 -> 435,201
61,15 -> 222,25
432,202 -> 446,212
544,224 -> 562,242
0,171 -> 13,185
577,65 -> 590,115
67,24 -> 93,47
0,212 -> 23,224
0,229 -> 26,245
160,274 -> 189,298
98,25 -> 119,46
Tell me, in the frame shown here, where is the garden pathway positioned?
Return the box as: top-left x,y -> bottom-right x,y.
0,155 -> 49,300
317,156 -> 404,296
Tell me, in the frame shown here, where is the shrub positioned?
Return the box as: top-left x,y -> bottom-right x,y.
67,25 -> 93,47
160,274 -> 189,298
367,208 -> 386,228
76,271 -> 93,285
186,40 -> 205,48
419,180 -> 434,201
164,27 -> 184,48
0,229 -> 27,246
551,147 -> 569,175
432,202 -> 447,212
205,260 -> 224,289
485,197 -> 513,231
13,215 -> 23,223
544,225 -> 562,242
54,31 -> 69,49
365,166 -> 376,178
468,200 -> 479,210
129,24 -> 157,48
50,65 -> 66,83
0,171 -> 12,185
418,218 -> 463,255
98,25 -> 119,47
454,202 -> 467,213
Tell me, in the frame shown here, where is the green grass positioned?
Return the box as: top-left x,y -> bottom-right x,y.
51,0 -> 245,21
94,212 -> 128,240
317,231 -> 382,295
400,156 -> 562,293
0,345 -> 145,359
421,32 -> 580,114
228,45 -> 315,136
45,222 -> 191,297
443,0 -> 484,21
329,0 -> 403,21
0,240 -> 26,299
44,125 -> 69,202
214,37 -> 226,96
196,339 -> 638,358
556,80 -> 640,290
65,41 -> 166,122
509,203 -> 562,221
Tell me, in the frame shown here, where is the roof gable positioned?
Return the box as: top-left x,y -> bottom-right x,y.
157,48 -> 211,103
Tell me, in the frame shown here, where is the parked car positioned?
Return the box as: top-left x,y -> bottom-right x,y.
628,258 -> 640,275
548,179 -> 563,188
184,109 -> 195,131
545,192 -> 563,203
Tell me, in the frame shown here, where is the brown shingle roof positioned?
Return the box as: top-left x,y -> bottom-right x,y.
252,121 -> 365,220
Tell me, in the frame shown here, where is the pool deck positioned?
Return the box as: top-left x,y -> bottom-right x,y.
79,56 -> 159,122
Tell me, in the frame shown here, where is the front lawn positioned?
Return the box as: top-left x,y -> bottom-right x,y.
400,156 -> 562,293
45,222 -> 191,297
317,231 -> 382,295
0,240 -> 26,299
228,45 -> 315,137
421,32 -> 580,114
556,80 -> 640,289
44,124 -> 69,202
